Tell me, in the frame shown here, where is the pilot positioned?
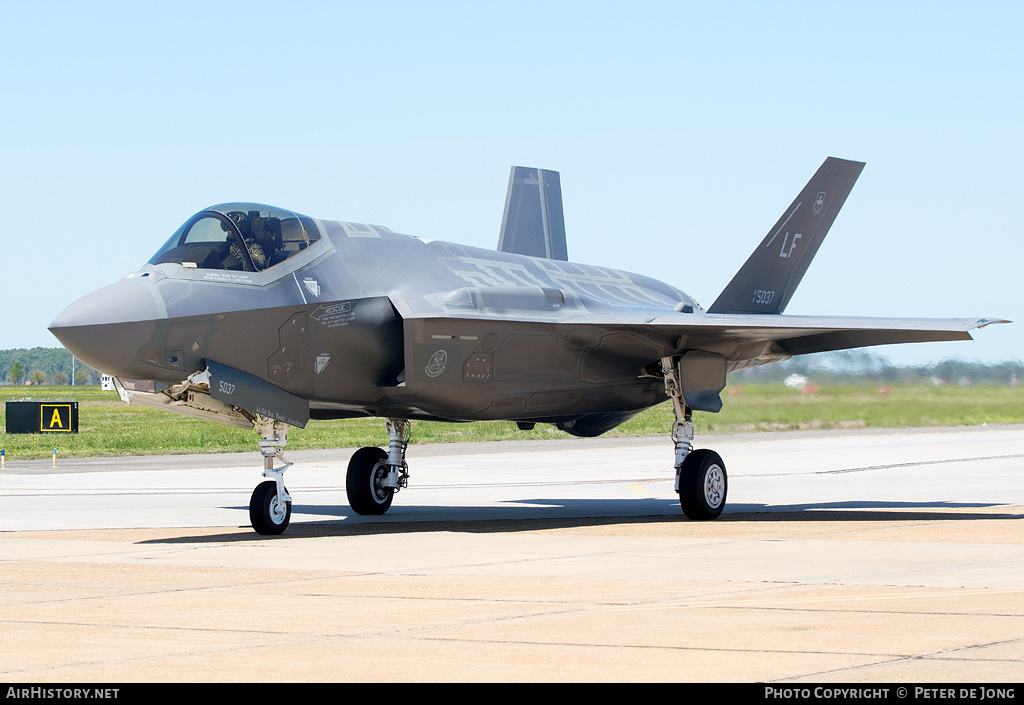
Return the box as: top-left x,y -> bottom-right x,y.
247,210 -> 281,266
223,211 -> 268,270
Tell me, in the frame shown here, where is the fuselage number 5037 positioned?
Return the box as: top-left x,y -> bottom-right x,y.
752,289 -> 775,305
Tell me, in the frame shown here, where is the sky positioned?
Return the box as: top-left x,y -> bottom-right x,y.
1,1 -> 1020,366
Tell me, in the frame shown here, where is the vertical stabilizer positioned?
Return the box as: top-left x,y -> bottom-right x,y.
497,166 -> 568,260
708,157 -> 865,315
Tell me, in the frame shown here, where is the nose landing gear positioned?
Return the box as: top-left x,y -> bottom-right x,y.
249,417 -> 293,535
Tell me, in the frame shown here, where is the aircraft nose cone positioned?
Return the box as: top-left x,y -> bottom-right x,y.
49,278 -> 163,377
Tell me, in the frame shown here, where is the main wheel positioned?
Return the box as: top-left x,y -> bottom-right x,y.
678,449 -> 727,520
249,480 -> 291,535
346,446 -> 394,515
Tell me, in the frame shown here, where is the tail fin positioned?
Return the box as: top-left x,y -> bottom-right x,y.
708,157 -> 865,314
497,166 -> 568,260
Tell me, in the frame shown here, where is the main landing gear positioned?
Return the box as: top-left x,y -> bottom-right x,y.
347,418 -> 410,515
661,357 -> 728,519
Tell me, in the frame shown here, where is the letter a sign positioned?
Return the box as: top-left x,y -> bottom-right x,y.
39,403 -> 77,433
4,401 -> 78,434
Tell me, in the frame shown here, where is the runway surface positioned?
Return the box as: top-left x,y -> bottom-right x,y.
1,425 -> 1022,682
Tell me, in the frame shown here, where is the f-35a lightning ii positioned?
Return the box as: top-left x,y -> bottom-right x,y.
49,158 -> 1007,534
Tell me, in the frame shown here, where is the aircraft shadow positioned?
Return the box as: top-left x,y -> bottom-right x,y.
138,498 -> 1022,544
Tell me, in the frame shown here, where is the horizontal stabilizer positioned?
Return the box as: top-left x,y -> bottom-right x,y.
497,166 -> 568,260
709,157 -> 865,315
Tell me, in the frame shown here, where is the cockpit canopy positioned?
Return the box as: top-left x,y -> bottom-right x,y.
149,203 -> 321,272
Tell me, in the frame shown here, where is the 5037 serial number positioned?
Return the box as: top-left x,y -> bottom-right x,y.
752,289 -> 775,305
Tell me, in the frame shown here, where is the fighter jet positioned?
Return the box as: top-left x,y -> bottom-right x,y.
49,158 -> 1007,534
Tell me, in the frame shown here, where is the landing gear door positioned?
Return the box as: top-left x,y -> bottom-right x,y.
678,351 -> 727,413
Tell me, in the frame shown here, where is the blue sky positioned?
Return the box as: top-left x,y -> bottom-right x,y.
1,1 -> 1020,365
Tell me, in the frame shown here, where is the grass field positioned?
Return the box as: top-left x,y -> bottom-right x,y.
1,383 -> 1022,460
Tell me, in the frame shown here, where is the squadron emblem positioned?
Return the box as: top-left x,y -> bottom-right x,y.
425,350 -> 448,378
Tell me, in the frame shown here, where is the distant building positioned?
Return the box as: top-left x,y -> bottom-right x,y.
100,374 -> 116,391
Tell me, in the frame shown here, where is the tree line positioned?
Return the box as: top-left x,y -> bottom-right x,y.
1,348 -> 101,386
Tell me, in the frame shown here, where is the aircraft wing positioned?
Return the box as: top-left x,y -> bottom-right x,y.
402,308 -> 1006,417
403,305 -> 1003,377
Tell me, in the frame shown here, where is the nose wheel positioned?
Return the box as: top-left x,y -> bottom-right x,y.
250,479 -> 291,534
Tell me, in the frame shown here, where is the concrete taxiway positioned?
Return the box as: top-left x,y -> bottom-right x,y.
1,425 -> 1022,682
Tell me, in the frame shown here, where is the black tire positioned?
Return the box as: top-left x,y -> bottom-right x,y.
249,480 -> 291,535
346,446 -> 394,515
678,449 -> 727,520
